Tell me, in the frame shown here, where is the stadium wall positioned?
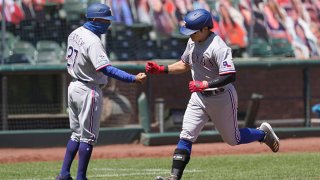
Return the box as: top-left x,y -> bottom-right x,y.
115,59 -> 320,124
0,59 -> 320,147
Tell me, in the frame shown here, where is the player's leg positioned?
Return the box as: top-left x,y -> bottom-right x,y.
206,86 -> 242,145
157,139 -> 192,180
76,85 -> 103,179
156,94 -> 209,180
208,86 -> 279,152
57,83 -> 81,180
236,124 -> 279,153
256,122 -> 280,152
218,87 -> 279,151
238,128 -> 265,144
206,86 -> 263,145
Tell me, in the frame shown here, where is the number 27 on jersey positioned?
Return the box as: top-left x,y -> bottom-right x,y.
66,46 -> 78,68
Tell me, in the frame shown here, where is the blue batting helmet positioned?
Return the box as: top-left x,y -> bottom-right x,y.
86,3 -> 115,21
180,9 -> 213,36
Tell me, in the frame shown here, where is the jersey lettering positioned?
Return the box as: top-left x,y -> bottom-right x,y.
66,46 -> 79,67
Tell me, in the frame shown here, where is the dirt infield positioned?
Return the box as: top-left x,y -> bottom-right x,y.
0,137 -> 319,163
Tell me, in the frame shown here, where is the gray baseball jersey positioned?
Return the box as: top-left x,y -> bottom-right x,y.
66,27 -> 110,145
180,33 -> 240,145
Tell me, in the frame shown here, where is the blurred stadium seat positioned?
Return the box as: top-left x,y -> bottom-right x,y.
5,22 -> 17,35
109,51 -> 133,61
5,53 -> 34,64
12,40 -> 37,63
135,40 -> 159,60
4,31 -> 18,49
248,38 -> 273,57
158,34 -> 188,59
16,20 -> 38,45
2,46 -> 11,60
159,50 -> 182,59
36,40 -> 62,54
62,1 -> 87,22
108,23 -> 155,60
36,51 -> 61,64
36,40 -> 63,63
269,38 -> 295,57
136,50 -> 158,60
37,19 -> 68,43
87,0 -> 100,4
160,33 -> 188,49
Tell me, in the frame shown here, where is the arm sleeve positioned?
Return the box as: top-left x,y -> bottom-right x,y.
207,73 -> 236,88
180,39 -> 193,65
100,65 -> 136,83
216,48 -> 236,75
88,42 -> 110,70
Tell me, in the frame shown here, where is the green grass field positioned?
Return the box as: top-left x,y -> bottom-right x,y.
0,152 -> 319,180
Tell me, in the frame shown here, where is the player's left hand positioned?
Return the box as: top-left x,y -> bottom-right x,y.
135,73 -> 147,84
189,80 -> 208,92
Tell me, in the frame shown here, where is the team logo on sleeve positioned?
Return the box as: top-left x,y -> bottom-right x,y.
223,61 -> 231,67
98,54 -> 107,61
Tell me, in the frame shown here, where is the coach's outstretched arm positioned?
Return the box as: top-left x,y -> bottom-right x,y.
100,65 -> 147,84
146,60 -> 190,75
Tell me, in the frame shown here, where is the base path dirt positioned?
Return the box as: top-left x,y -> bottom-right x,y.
0,137 -> 319,163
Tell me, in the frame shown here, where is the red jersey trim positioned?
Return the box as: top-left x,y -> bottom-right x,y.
219,71 -> 236,75
96,64 -> 111,71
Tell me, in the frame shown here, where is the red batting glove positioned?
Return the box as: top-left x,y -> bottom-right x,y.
189,81 -> 208,92
146,61 -> 166,74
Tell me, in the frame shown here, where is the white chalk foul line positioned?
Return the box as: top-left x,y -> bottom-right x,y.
88,168 -> 204,178
12,168 -> 204,180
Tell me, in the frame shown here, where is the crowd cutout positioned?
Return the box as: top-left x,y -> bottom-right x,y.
0,0 -> 319,59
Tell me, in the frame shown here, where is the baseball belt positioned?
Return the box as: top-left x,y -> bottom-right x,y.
200,88 -> 225,96
75,79 -> 105,89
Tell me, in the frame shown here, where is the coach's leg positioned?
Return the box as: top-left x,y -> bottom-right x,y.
76,85 -> 103,179
58,139 -> 80,178
77,142 -> 93,180
58,83 -> 81,179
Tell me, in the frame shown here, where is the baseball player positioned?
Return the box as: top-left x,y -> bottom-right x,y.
146,9 -> 280,180
56,3 -> 146,180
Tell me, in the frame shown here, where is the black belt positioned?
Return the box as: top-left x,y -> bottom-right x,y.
75,79 -> 105,88
76,79 -> 89,83
200,88 -> 225,96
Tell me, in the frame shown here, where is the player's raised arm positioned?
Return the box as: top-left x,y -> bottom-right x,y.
145,60 -> 190,75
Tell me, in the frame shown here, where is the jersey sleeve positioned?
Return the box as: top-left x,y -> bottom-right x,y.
216,47 -> 236,75
88,42 -> 110,70
180,39 -> 193,65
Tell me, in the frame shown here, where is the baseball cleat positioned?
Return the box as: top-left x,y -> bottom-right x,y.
258,122 -> 280,152
56,175 -> 73,180
155,175 -> 178,180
